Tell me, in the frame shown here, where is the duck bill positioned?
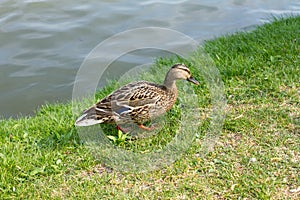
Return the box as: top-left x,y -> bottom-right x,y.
187,77 -> 199,85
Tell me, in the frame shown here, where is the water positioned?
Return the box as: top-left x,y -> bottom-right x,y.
0,0 -> 299,118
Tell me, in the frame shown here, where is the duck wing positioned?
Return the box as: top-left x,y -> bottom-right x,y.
75,81 -> 167,126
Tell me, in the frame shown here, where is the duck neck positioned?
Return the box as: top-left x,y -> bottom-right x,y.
163,77 -> 177,91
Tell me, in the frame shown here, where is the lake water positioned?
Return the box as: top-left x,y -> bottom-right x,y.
1,0 -> 299,118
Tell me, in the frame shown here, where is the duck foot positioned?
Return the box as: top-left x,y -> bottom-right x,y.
117,124 -> 156,133
116,125 -> 130,133
138,124 -> 156,131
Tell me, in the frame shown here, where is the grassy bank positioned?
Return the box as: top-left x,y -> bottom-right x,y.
1,16 -> 299,199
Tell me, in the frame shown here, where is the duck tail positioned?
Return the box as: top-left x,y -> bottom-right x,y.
75,106 -> 105,127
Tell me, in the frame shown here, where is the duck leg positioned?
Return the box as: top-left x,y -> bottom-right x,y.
116,125 -> 130,133
138,124 -> 155,131
117,124 -> 156,132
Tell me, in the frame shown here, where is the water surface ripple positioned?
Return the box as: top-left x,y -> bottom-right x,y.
0,0 -> 299,118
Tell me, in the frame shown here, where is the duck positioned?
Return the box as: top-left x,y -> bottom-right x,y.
75,63 -> 199,131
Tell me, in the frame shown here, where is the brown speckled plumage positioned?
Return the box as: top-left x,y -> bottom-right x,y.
75,64 -> 199,129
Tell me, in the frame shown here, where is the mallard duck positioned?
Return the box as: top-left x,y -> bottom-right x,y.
75,63 -> 199,131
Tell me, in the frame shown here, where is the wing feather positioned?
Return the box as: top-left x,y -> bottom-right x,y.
75,81 -> 169,126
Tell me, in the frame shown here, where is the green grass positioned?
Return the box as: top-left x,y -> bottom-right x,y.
1,16 -> 300,199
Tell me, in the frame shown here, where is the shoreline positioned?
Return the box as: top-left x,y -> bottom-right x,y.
1,16 -> 299,199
